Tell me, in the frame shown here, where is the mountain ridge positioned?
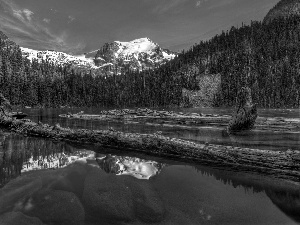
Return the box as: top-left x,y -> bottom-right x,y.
20,37 -> 177,72
264,0 -> 300,23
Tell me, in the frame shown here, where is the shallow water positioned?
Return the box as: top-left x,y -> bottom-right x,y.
0,107 -> 299,225
22,107 -> 300,151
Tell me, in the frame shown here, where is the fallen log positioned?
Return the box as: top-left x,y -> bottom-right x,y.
0,114 -> 299,184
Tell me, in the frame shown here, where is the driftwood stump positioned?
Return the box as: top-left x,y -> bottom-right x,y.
227,87 -> 258,133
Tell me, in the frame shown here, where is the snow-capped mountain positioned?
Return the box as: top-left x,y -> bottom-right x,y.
87,37 -> 178,72
20,37 -> 177,73
20,47 -> 100,69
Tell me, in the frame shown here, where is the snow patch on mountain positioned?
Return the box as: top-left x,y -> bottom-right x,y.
115,37 -> 176,61
115,38 -> 159,56
20,47 -> 99,69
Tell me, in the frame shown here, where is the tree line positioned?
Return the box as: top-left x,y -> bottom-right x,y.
0,41 -> 186,108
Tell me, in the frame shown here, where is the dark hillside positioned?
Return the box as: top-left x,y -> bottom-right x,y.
164,14 -> 300,108
264,0 -> 300,24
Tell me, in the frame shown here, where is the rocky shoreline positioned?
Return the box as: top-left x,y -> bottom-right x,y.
0,112 -> 299,184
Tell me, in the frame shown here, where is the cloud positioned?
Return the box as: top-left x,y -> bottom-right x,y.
207,0 -> 236,10
196,0 -> 209,8
43,18 -> 50,23
0,0 -> 83,53
149,0 -> 189,14
50,8 -> 58,13
68,15 -> 75,23
12,8 -> 33,21
23,9 -> 33,21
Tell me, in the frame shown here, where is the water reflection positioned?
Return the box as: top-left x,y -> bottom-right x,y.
96,154 -> 165,179
0,133 -> 164,187
192,164 -> 300,223
0,133 -> 95,187
0,131 -> 299,224
266,190 -> 300,223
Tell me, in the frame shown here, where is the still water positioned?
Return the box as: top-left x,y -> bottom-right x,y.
0,107 -> 299,225
23,107 -> 300,151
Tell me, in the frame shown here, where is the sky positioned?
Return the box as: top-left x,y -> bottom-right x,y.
0,0 -> 280,55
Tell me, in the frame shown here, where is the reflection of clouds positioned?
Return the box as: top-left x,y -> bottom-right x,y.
97,155 -> 165,179
22,151 -> 95,173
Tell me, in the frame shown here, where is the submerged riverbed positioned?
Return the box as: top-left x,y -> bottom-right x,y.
0,107 -> 299,225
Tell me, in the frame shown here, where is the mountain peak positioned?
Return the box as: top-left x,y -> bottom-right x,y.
91,37 -> 177,73
127,37 -> 152,43
264,0 -> 300,23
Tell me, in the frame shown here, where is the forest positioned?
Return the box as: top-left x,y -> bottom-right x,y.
1,14 -> 300,108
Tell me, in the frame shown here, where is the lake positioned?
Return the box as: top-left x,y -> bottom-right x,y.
0,107 -> 299,225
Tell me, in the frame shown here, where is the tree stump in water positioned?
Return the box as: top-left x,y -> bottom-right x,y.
227,87 -> 258,133
227,104 -> 257,133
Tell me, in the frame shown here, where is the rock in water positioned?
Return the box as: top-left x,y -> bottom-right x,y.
22,190 -> 85,225
127,178 -> 165,223
82,167 -> 165,223
0,212 -> 45,225
0,177 -> 42,214
82,168 -> 135,222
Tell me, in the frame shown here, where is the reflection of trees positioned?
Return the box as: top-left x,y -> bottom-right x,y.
0,134 -> 94,187
193,165 -> 300,223
0,134 -> 25,188
266,190 -> 300,223
193,165 -> 264,193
